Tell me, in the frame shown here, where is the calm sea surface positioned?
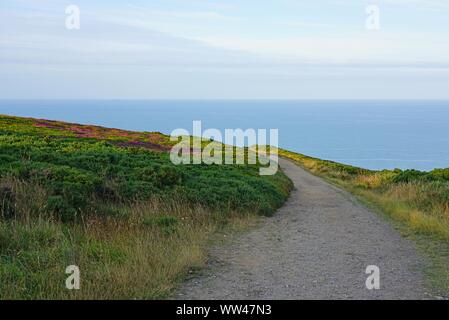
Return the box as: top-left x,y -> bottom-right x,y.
1,100 -> 448,171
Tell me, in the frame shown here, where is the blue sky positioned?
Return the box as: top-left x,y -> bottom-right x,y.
1,0 -> 449,99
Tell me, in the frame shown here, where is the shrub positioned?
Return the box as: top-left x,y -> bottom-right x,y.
0,115 -> 291,219
45,196 -> 77,221
429,168 -> 449,181
392,169 -> 428,183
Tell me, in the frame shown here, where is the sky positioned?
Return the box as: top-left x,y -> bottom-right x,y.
1,0 -> 449,99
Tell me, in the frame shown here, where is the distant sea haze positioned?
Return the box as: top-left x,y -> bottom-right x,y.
1,100 -> 448,171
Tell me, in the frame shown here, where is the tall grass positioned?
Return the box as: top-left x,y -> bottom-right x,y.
0,178 -> 258,299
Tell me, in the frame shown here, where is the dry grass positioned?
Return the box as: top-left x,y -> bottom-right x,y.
0,178 -> 258,299
355,188 -> 449,239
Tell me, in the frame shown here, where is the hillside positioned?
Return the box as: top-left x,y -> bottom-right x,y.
0,115 -> 292,299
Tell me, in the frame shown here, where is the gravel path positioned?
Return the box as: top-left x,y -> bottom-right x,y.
177,158 -> 431,300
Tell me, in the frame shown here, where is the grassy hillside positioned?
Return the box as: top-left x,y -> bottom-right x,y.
0,115 -> 292,299
279,149 -> 449,293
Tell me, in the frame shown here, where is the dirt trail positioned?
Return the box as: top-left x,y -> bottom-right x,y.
177,158 -> 431,300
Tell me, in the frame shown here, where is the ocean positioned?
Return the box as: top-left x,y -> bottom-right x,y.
1,99 -> 448,171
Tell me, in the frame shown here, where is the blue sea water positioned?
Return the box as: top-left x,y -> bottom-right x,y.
0,100 -> 448,171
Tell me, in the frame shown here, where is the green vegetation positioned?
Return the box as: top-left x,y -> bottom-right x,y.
279,149 -> 449,293
0,115 -> 292,299
4,113 -> 446,298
